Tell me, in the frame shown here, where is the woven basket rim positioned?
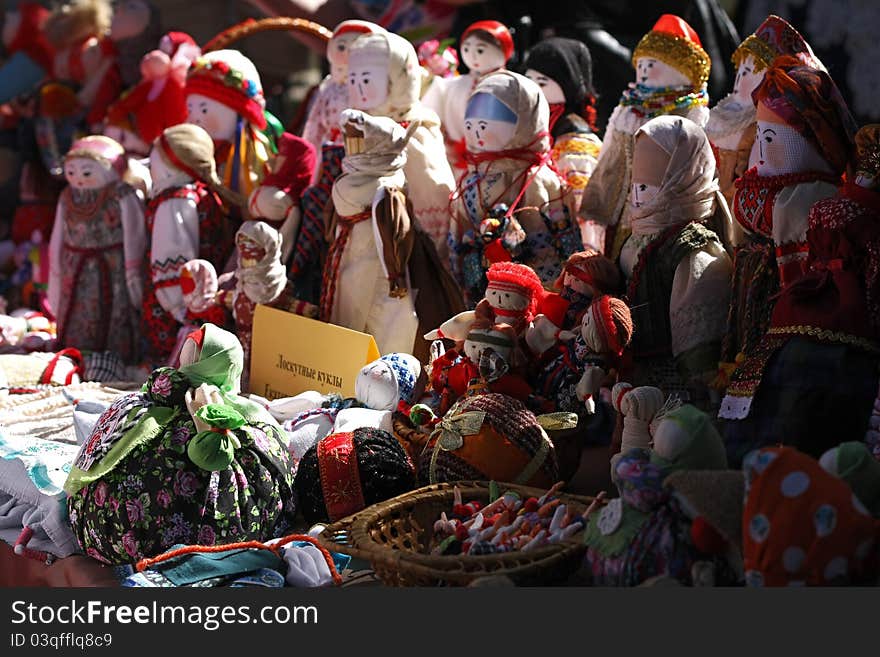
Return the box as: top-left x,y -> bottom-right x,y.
318,481 -> 594,582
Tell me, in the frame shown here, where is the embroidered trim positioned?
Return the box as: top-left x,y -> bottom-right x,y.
317,432 -> 366,522
766,326 -> 880,353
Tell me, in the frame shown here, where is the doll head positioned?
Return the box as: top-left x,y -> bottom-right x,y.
327,20 -> 382,84
632,14 -> 710,89
178,325 -> 205,367
150,123 -> 221,191
524,37 -> 596,128
347,32 -> 421,120
730,55 -> 763,106
733,14 -> 823,89
484,262 -> 544,317
854,124 -> 880,190
355,352 -> 421,411
630,131 -> 670,209
64,135 -> 125,189
102,123 -> 150,158
236,229 -> 267,267
463,322 -> 516,366
186,49 -> 266,140
180,259 -> 218,315
460,20 -> 512,76
580,295 -> 632,356
464,91 -> 517,151
109,0 -> 152,41
650,404 -> 727,472
751,58 -> 856,177
554,249 -> 622,298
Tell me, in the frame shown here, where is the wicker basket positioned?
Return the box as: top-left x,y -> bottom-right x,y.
317,481 -> 593,586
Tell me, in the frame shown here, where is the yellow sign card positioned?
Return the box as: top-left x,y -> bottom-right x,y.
250,304 -> 381,400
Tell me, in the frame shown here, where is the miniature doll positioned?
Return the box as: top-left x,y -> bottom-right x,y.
247,132 -> 316,263
300,20 -> 385,180
620,115 -> 732,410
0,2 -> 54,103
141,123 -> 240,362
718,59 -> 857,425
319,109 -> 419,355
448,70 -> 582,305
47,135 -> 145,363
722,124 -> 878,465
347,30 -> 456,257
422,20 -> 513,171
706,15 -> 823,210
185,49 -> 271,201
524,37 -> 602,232
65,323 -> 296,564
580,14 -> 711,260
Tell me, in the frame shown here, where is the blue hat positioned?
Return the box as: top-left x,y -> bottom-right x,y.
379,353 -> 421,405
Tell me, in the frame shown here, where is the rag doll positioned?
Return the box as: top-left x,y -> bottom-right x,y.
300,20 -> 385,180
706,15 -> 823,210
186,49 -> 271,202
347,30 -> 456,257
721,124 -> 878,465
47,135 -> 145,363
533,295 -> 633,443
582,405 -> 733,586
620,115 -> 732,410
449,70 -> 581,305
65,323 -> 296,564
422,20 -> 513,171
0,2 -> 54,103
718,59 -> 857,429
580,15 -> 712,260
524,37 -> 602,233
247,132 -> 316,263
318,109 -> 419,355
141,123 -> 239,362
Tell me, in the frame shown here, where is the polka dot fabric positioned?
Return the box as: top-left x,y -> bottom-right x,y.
742,447 -> 880,586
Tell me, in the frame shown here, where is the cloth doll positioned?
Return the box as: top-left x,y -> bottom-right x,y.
706,16 -> 823,212
524,37 -> 602,236
300,20 -> 385,181
247,132 -> 316,263
185,49 -> 271,202
318,109 -> 420,355
65,323 -> 296,564
295,427 -> 416,524
718,58 -> 857,426
582,405 -> 735,586
141,123 -> 239,362
0,308 -> 55,352
0,2 -> 54,103
820,442 -> 880,518
580,14 -> 712,260
721,123 -> 877,465
741,447 -> 880,587
533,295 -> 633,443
422,20 -> 513,171
449,71 -> 582,305
47,135 -> 145,363
526,249 -> 622,357
347,30 -> 456,258
620,115 -> 732,410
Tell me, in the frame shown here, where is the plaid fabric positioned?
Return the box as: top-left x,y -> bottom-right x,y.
723,337 -> 880,467
82,351 -> 126,383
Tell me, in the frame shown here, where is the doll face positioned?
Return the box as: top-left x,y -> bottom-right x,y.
355,360 -> 397,411
732,55 -> 763,105
630,133 -> 668,209
461,35 -> 506,75
485,285 -> 529,311
463,330 -> 512,364
635,57 -> 690,88
110,0 -> 152,42
236,234 -> 266,267
179,334 -> 202,367
525,69 -> 566,105
347,57 -> 390,110
327,32 -> 362,84
187,93 -> 239,143
149,147 -> 180,188
103,124 -> 150,158
64,158 -> 114,190
563,271 -> 595,297
464,93 -> 517,152
579,311 -> 599,350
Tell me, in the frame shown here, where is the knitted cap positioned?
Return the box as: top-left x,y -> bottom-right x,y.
462,20 -> 514,62
156,123 -> 219,186
186,49 -> 267,130
65,135 -> 126,176
733,14 -> 822,72
632,14 -> 710,88
485,262 -> 544,318
378,352 -> 422,406
586,295 -> 633,356
554,248 -> 622,294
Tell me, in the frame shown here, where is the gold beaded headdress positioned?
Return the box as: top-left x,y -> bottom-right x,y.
632,14 -> 711,88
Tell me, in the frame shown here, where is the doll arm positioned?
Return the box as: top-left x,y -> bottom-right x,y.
151,197 -> 200,323
119,189 -> 147,309
670,242 -> 733,387
46,202 -> 64,318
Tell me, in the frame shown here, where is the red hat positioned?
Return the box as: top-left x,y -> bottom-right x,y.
733,15 -> 823,72
160,31 -> 197,57
332,19 -> 379,39
186,50 -> 267,130
632,14 -> 711,87
106,77 -> 188,144
462,20 -> 514,62
485,262 -> 544,318
263,132 -> 317,199
6,2 -> 54,72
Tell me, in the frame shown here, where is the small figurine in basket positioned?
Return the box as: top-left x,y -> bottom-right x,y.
47,135 -> 146,363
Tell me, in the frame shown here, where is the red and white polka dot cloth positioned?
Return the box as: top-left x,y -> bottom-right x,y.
742,447 -> 880,586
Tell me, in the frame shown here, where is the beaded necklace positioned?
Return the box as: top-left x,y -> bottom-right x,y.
618,83 -> 708,120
